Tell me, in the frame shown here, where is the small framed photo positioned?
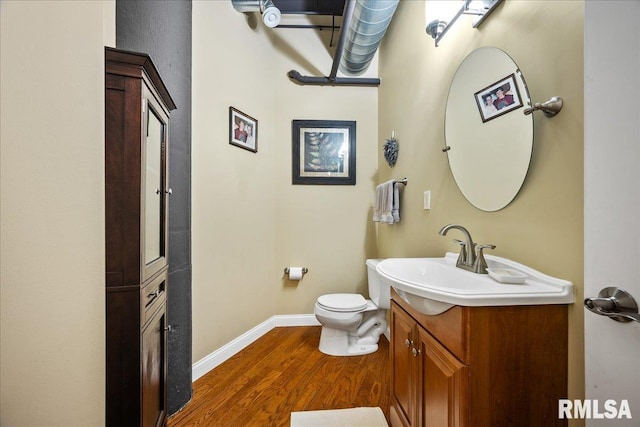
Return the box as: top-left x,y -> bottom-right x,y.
474,73 -> 523,123
229,107 -> 258,153
292,120 -> 356,185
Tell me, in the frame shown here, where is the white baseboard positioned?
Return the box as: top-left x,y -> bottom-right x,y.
192,314 -> 320,381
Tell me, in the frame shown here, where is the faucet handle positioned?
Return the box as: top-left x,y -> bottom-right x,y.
477,243 -> 496,251
452,239 -> 467,265
473,244 -> 496,274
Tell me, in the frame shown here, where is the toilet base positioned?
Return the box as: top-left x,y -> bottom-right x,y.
318,326 -> 379,356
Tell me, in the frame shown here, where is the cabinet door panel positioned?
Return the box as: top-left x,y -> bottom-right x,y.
141,85 -> 169,283
144,106 -> 163,265
390,303 -> 416,427
142,304 -> 167,427
418,328 -> 468,427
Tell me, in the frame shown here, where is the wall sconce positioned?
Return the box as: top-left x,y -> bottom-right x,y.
425,0 -> 502,46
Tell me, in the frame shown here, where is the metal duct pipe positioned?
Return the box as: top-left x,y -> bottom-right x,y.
287,0 -> 398,86
287,70 -> 381,87
339,0 -> 399,76
231,0 -> 281,28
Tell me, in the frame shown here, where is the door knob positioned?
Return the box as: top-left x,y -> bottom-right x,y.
584,287 -> 640,323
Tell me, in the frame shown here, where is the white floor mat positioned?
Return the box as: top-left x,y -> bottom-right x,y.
290,407 -> 388,427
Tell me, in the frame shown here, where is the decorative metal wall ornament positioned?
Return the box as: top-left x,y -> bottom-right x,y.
383,131 -> 399,167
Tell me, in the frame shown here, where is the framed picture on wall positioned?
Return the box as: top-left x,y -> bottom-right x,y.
474,73 -> 523,123
292,120 -> 356,185
229,107 -> 258,153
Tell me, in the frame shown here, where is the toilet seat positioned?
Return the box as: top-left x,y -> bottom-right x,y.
317,293 -> 368,312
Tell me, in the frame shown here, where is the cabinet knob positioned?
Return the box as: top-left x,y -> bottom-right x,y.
405,338 -> 413,348
164,325 -> 172,332
166,188 -> 172,195
412,347 -> 421,357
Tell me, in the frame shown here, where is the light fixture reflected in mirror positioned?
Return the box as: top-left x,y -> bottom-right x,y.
425,0 -> 502,46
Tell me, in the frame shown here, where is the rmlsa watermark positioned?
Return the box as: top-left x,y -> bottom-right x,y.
559,399 -> 632,419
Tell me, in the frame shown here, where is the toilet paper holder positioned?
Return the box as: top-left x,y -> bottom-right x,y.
284,267 -> 308,275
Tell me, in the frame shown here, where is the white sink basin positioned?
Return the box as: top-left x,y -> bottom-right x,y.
376,252 -> 574,315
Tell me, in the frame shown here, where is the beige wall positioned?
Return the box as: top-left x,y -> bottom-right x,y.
192,0 -> 279,362
191,1 -> 379,362
0,0 -> 585,423
378,0 -> 584,417
271,21 -> 380,314
0,1 -> 114,426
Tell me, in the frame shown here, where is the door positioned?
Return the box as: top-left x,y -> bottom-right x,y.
584,2 -> 640,425
417,327 -> 467,427
142,84 -> 170,283
142,304 -> 167,427
390,303 -> 417,427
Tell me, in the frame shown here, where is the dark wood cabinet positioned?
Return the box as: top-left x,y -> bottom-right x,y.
105,47 -> 176,427
390,289 -> 568,427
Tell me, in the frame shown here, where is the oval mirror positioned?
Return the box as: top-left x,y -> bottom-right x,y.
444,47 -> 533,211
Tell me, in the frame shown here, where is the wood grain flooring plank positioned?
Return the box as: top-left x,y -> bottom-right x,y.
168,326 -> 389,427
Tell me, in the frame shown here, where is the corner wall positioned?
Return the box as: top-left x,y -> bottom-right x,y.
0,1 -> 114,425
116,1 -> 193,413
378,0 -> 584,418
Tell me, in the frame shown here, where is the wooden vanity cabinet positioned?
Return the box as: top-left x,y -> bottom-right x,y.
105,47 -> 176,427
390,289 -> 568,427
390,301 -> 468,427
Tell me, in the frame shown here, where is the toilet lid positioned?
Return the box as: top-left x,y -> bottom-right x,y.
317,293 -> 368,312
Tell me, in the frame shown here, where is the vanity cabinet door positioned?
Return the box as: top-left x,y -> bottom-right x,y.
390,303 -> 417,427
416,327 -> 468,427
391,300 -> 468,427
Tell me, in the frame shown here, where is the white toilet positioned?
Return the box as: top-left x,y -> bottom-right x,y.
313,259 -> 390,356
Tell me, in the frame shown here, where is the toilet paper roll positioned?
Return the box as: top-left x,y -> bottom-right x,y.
288,267 -> 304,281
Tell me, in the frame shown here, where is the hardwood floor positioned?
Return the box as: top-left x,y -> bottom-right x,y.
168,326 -> 389,427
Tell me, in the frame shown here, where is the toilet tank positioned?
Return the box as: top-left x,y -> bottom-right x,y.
366,259 -> 390,309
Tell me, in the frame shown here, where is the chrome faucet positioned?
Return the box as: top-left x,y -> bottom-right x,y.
439,224 -> 476,268
438,224 -> 495,274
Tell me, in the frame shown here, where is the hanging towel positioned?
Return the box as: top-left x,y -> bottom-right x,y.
392,182 -> 400,222
373,180 -> 399,224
